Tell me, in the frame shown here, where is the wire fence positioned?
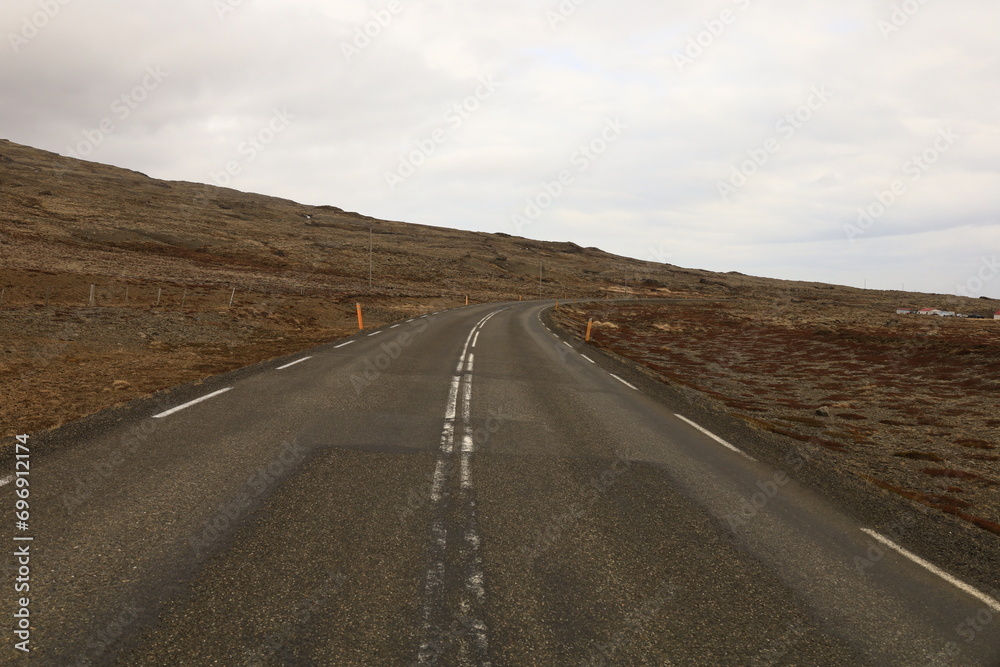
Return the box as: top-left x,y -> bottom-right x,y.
0,281 -> 326,312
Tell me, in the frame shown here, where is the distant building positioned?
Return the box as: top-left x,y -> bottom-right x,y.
896,308 -> 913,315
938,311 -> 956,317
995,311 -> 1000,320
917,308 -> 937,315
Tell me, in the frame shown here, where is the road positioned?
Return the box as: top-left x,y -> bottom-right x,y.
6,301 -> 1000,665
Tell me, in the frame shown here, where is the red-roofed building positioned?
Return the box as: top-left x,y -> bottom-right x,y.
995,310 -> 1000,320
917,308 -> 937,315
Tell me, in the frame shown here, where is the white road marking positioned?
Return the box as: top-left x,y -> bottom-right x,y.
390,324 -> 401,329
581,355 -> 595,364
367,330 -> 383,337
0,475 -> 14,487
406,319 -> 415,323
674,414 -> 756,461
445,377 -> 461,421
419,310 -> 500,664
462,376 -> 473,422
562,341 -> 573,349
861,529 -> 1000,612
152,388 -> 232,419
609,373 -> 639,391
276,356 -> 312,370
334,340 -> 355,349
431,459 -> 448,502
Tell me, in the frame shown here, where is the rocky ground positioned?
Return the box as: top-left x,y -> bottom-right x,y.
551,298 -> 1000,536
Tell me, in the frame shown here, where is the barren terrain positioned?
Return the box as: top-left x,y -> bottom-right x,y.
552,298 -> 1000,535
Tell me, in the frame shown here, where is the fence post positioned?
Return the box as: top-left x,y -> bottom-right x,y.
156,288 -> 162,306
229,287 -> 236,307
89,284 -> 95,307
181,289 -> 187,308
0,288 -> 4,307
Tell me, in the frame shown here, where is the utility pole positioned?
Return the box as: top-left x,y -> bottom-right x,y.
369,225 -> 373,290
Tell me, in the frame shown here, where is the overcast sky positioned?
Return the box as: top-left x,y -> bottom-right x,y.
3,0 -> 999,298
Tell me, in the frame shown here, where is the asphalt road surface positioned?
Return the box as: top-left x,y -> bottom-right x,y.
5,301 -> 1000,665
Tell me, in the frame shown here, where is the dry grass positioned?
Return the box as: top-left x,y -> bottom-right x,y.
553,300 -> 1000,535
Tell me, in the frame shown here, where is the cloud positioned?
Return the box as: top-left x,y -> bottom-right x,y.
1,0 -> 998,297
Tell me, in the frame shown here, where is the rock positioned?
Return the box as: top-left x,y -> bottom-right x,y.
815,406 -> 831,417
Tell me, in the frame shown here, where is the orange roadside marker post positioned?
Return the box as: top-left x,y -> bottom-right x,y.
585,318 -> 594,342
356,303 -> 364,330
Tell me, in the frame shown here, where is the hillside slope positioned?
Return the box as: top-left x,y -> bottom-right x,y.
1,138 -> 994,442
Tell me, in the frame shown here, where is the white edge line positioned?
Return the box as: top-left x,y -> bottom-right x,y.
609,373 -> 639,391
276,356 -> 312,370
581,355 -> 595,364
562,341 -> 573,349
334,340 -> 355,349
674,414 -> 755,461
367,330 -> 383,337
153,388 -> 232,419
861,529 -> 1000,612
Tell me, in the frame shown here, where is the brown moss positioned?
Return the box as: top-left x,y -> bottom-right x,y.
893,451 -> 945,462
